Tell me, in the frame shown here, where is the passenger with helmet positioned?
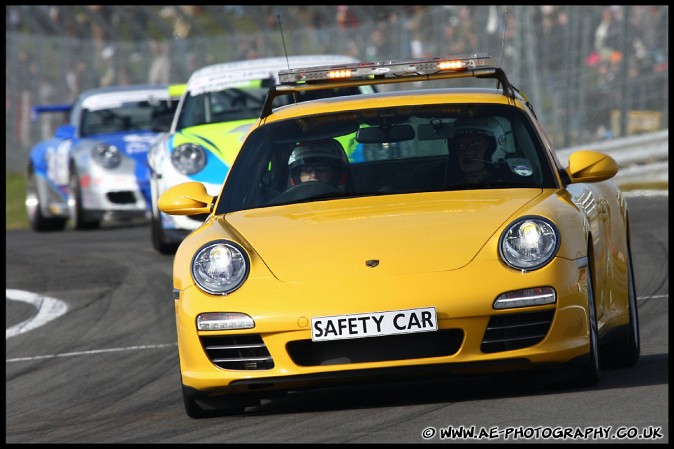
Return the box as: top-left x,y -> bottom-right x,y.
452,117 -> 512,184
288,139 -> 349,189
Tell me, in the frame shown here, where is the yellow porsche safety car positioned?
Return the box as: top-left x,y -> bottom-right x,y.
159,54 -> 640,418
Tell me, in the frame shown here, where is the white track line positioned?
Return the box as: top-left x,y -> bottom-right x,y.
6,289 -> 68,339
6,292 -> 668,363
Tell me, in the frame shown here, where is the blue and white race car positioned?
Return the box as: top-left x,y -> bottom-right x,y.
147,55 -> 375,253
26,84 -> 181,231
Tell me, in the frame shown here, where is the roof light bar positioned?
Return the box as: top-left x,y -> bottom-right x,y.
328,69 -> 352,79
278,54 -> 493,85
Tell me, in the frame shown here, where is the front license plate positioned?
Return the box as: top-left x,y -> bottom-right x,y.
311,307 -> 437,342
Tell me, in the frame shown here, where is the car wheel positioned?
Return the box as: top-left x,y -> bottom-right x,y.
26,167 -> 67,232
573,254 -> 601,387
181,384 -> 245,419
603,239 -> 640,368
69,168 -> 101,230
182,384 -> 216,419
151,211 -> 180,254
150,180 -> 179,254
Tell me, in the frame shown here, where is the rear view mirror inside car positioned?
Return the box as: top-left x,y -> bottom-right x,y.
417,122 -> 455,141
356,124 -> 415,143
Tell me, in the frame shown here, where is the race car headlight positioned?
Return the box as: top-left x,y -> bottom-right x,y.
171,143 -> 207,175
191,240 -> 249,295
91,143 -> 122,169
499,216 -> 560,271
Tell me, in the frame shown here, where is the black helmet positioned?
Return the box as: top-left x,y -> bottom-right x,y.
288,139 -> 348,186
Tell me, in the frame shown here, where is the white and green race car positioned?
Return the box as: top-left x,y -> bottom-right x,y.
147,55 -> 373,253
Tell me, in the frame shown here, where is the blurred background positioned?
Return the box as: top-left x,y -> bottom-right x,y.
5,5 -> 669,174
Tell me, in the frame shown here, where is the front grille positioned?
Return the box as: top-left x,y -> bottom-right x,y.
200,335 -> 274,370
107,191 -> 136,204
287,330 -> 464,367
481,309 -> 555,353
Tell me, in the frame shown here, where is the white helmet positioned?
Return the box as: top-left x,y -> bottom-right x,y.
288,140 -> 348,186
453,117 -> 513,163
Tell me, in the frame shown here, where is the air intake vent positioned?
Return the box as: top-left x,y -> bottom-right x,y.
200,335 -> 274,370
481,310 -> 555,353
106,191 -> 136,204
287,330 -> 463,367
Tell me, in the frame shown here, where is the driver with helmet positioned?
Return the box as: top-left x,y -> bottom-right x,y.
288,139 -> 349,188
452,117 -> 511,184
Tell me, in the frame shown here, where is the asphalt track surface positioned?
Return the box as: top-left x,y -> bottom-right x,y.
6,194 -> 668,443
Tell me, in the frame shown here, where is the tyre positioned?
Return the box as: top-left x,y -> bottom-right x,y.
26,167 -> 67,232
69,168 -> 101,230
573,253 -> 601,387
182,385 -> 217,419
151,214 -> 179,254
603,239 -> 640,368
150,180 -> 179,254
182,384 -> 245,419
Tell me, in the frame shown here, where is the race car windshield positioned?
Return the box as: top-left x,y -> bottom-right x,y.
177,85 -> 369,129
178,87 -> 268,128
80,100 -> 175,137
216,104 -> 559,214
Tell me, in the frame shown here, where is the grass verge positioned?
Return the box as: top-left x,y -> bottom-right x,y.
6,172 -> 28,230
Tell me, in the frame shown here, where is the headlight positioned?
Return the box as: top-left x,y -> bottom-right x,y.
499,216 -> 560,271
91,143 -> 122,169
191,240 -> 249,295
171,143 -> 207,175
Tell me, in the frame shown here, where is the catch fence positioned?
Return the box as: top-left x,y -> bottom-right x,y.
6,5 -> 668,172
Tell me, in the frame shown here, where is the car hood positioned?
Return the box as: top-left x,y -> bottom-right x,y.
177,120 -> 256,165
171,120 -> 256,184
224,189 -> 544,282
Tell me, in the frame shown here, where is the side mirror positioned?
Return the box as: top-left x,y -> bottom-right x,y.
158,182 -> 215,216
55,124 -> 76,139
566,150 -> 618,183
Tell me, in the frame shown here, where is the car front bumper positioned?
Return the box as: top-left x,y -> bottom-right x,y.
175,255 -> 593,396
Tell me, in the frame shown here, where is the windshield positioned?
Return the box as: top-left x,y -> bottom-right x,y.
176,84 -> 370,129
80,99 -> 177,137
216,103 -> 557,214
177,87 -> 269,128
